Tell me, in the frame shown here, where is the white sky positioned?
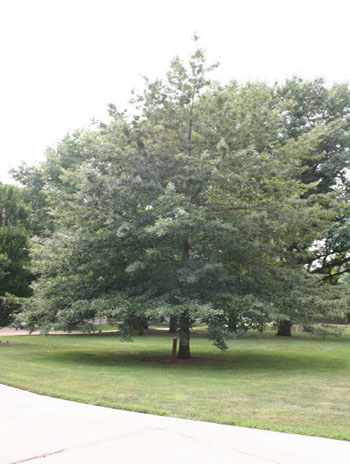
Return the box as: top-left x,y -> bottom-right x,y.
1,0 -> 349,183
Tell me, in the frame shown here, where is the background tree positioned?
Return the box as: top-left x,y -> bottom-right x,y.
0,183 -> 33,327
274,78 -> 350,332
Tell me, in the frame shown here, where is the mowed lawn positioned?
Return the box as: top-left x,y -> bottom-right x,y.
0,330 -> 349,440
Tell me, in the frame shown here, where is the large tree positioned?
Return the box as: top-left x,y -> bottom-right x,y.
17,45 -> 342,357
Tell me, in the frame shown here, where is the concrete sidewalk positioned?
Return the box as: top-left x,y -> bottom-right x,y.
0,384 -> 349,464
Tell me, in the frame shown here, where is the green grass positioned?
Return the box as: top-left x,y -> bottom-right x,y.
0,330 -> 349,440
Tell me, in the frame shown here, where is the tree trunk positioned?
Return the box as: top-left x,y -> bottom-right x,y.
177,239 -> 191,359
169,316 -> 177,333
178,311 -> 191,359
227,315 -> 238,332
276,320 -> 292,336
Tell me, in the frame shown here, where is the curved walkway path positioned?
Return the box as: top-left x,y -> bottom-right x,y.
1,384 -> 349,464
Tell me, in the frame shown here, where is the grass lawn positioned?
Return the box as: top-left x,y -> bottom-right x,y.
0,330 -> 349,441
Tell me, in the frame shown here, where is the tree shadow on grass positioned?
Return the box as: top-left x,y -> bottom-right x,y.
39,348 -> 347,374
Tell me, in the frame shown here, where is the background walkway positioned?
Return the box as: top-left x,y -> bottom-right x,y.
0,384 -> 349,463
0,328 -> 85,336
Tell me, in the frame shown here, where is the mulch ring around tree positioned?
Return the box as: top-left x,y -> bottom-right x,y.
141,356 -> 226,364
143,328 -> 208,336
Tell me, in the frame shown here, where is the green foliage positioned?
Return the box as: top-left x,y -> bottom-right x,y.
0,184 -> 33,327
0,226 -> 32,297
275,78 -> 350,284
303,323 -> 344,338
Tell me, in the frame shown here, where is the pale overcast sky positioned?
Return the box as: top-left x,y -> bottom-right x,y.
1,0 -> 349,183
